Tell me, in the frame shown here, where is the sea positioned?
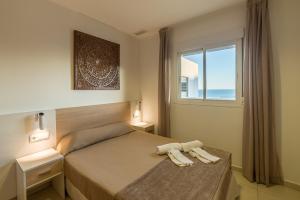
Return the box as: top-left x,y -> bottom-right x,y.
183,89 -> 236,100
206,89 -> 236,100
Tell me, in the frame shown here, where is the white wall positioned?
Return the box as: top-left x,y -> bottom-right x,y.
139,4 -> 246,167
139,0 -> 300,187
0,0 -> 140,199
139,35 -> 160,132
0,0 -> 299,198
169,4 -> 246,167
270,0 -> 300,186
0,110 -> 56,200
0,0 -> 140,115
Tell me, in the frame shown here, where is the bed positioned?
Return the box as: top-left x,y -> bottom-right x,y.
56,102 -> 240,200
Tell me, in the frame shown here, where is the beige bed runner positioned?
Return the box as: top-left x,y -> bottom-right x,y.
115,147 -> 231,200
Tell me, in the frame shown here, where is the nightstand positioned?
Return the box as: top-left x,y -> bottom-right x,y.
131,122 -> 155,133
16,148 -> 65,200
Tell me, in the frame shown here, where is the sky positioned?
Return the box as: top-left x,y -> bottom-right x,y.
184,46 -> 236,90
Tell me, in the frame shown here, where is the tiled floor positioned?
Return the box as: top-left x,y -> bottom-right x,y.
28,186 -> 69,200
28,187 -> 63,200
233,171 -> 300,200
29,171 -> 300,200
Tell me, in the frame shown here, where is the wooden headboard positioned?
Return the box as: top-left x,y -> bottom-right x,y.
56,102 -> 130,143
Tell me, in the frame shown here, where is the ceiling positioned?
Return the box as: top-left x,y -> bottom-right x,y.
50,0 -> 245,36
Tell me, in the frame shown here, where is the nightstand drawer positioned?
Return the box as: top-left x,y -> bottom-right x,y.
26,159 -> 63,187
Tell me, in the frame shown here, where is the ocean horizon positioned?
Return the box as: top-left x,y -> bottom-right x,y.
182,89 -> 236,100
206,89 -> 235,100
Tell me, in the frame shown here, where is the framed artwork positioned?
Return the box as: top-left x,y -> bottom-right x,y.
74,30 -> 120,90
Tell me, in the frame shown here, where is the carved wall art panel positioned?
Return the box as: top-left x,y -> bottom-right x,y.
74,30 -> 120,90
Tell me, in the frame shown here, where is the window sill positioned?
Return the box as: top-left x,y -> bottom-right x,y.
173,98 -> 244,108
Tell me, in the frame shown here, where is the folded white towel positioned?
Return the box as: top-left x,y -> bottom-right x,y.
191,147 -> 220,163
181,140 -> 203,152
156,143 -> 182,155
167,149 -> 193,167
189,151 -> 211,164
168,152 -> 188,167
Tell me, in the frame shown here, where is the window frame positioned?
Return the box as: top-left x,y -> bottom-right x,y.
175,39 -> 243,107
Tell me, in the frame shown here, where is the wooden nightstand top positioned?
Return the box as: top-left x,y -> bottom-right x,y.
131,122 -> 154,128
131,122 -> 154,133
16,148 -> 63,172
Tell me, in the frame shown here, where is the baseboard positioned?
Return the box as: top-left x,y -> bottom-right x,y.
285,180 -> 300,192
232,165 -> 242,172
231,165 -> 300,191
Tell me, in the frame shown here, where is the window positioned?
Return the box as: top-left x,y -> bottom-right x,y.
178,41 -> 242,104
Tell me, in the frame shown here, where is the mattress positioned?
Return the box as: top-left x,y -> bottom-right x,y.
64,131 -> 240,200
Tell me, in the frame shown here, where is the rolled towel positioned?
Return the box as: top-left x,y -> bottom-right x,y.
168,149 -> 193,167
156,143 -> 182,155
181,140 -> 203,152
189,151 -> 211,164
191,147 -> 220,163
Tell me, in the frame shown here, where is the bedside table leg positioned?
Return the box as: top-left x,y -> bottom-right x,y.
52,173 -> 65,199
16,165 -> 26,200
